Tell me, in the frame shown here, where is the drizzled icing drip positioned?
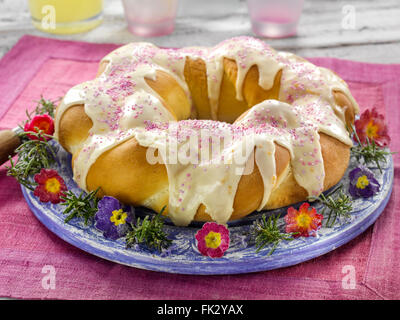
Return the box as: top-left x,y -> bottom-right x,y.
203,37 -> 282,119
55,36 -> 357,226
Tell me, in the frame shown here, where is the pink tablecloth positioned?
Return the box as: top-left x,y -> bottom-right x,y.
0,35 -> 398,300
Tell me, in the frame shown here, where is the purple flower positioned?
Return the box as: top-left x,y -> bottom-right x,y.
95,196 -> 134,240
348,166 -> 380,199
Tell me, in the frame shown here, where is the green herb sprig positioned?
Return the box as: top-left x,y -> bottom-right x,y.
125,207 -> 172,252
17,96 -> 58,130
6,95 -> 59,190
349,124 -> 394,173
250,214 -> 297,255
60,188 -> 100,225
308,185 -> 352,228
6,130 -> 56,190
34,95 -> 58,118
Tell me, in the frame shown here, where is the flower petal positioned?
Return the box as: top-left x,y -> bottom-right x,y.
348,166 -> 380,199
24,114 -> 54,141
355,108 -> 390,147
195,222 -> 230,258
284,203 -> 322,237
33,169 -> 67,204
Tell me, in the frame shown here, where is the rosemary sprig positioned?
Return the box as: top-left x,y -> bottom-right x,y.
18,96 -> 58,129
349,124 -> 393,173
6,130 -> 56,191
6,95 -> 59,190
250,214 -> 297,255
125,206 -> 172,252
308,185 -> 352,228
60,188 -> 100,225
34,95 -> 58,118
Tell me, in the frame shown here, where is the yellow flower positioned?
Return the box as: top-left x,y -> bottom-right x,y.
110,209 -> 128,226
45,177 -> 61,193
366,121 -> 379,140
296,212 -> 312,229
356,175 -> 370,189
205,231 -> 222,249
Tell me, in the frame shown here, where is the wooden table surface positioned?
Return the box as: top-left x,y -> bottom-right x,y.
0,0 -> 399,63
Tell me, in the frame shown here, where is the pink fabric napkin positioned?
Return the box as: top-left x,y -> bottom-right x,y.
0,35 -> 399,300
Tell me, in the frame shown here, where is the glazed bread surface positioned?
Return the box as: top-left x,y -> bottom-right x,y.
55,37 -> 358,225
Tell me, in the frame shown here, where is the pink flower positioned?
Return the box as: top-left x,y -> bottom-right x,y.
354,108 -> 390,147
195,222 -> 230,258
24,114 -> 54,141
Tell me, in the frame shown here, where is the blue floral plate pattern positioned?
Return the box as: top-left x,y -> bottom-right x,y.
22,142 -> 394,275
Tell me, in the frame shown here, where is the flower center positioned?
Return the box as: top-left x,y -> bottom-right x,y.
366,121 -> 379,139
45,177 -> 61,193
110,209 -> 128,226
296,212 -> 312,228
356,175 -> 370,189
205,231 -> 222,249
35,121 -> 50,132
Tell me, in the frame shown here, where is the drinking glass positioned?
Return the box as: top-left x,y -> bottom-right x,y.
122,0 -> 179,37
28,0 -> 103,34
246,0 -> 304,38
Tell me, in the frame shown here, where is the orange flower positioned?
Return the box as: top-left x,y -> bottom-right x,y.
284,203 -> 323,237
354,108 -> 390,147
33,169 -> 67,204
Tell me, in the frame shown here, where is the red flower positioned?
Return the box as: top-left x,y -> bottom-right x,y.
24,114 -> 54,141
195,222 -> 230,258
33,169 -> 67,204
284,203 -> 323,237
354,108 -> 390,147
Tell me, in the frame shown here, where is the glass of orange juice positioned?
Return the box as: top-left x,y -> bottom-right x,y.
28,0 -> 103,34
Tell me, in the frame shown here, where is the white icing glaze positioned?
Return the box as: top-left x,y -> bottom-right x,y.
55,36 -> 358,226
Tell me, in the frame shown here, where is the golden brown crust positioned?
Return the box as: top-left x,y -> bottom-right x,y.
265,133 -> 350,210
225,58 -> 282,108
58,105 -> 92,153
194,143 -> 291,221
183,57 -> 212,119
57,50 -> 356,222
86,138 -> 169,205
96,60 -> 109,77
145,70 -> 191,121
333,90 -> 356,128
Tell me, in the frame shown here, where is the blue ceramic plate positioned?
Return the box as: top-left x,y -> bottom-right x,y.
22,142 -> 394,275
